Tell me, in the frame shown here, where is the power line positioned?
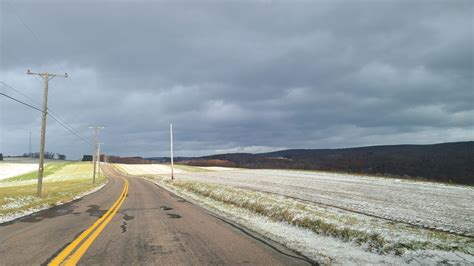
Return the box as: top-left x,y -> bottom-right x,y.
0,91 -> 93,146
5,1 -> 42,43
0,92 -> 92,146
49,113 -> 94,145
2,81 -> 75,129
48,110 -> 87,139
0,81 -> 93,145
0,92 -> 44,112
0,81 -> 41,106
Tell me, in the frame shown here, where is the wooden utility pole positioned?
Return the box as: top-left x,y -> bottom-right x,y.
89,126 -> 105,184
97,143 -> 103,180
170,123 -> 174,180
28,131 -> 32,157
27,70 -> 68,197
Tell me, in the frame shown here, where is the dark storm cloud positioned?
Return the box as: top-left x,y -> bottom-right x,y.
1,0 -> 473,159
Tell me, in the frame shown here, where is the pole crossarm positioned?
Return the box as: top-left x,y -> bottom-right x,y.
27,69 -> 68,79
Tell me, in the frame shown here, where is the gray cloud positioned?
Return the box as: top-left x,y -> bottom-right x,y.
1,0 -> 473,159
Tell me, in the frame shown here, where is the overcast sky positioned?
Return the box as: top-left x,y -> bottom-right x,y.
1,0 -> 473,159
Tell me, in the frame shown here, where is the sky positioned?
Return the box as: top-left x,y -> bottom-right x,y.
0,0 -> 473,159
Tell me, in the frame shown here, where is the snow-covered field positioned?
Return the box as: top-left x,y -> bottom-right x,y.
115,163 -> 184,175
199,166 -> 240,171
170,169 -> 474,236
0,159 -> 39,180
142,173 -> 474,265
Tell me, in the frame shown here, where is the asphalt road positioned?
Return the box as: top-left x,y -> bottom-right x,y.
0,165 -> 313,265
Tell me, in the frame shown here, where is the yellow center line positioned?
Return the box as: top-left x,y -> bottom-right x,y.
49,175 -> 129,266
65,180 -> 128,265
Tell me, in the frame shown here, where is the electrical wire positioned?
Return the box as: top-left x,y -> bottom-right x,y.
1,81 -> 92,142
0,81 -> 79,135
48,113 -> 94,145
0,92 -> 43,113
0,81 -> 42,106
5,1 -> 42,43
48,110 -> 87,139
0,91 -> 93,145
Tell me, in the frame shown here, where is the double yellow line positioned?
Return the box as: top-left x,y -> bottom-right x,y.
49,176 -> 129,266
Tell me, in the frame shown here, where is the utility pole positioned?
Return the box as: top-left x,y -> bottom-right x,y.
28,132 -> 32,157
89,126 -> 105,184
97,143 -> 103,180
170,123 -> 174,180
27,70 -> 68,197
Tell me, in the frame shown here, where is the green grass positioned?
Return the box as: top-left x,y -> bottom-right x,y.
0,162 -> 71,183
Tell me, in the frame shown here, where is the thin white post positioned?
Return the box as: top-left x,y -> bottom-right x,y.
170,123 -> 174,180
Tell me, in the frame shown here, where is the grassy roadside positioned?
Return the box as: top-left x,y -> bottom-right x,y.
139,174 -> 473,256
0,162 -> 106,221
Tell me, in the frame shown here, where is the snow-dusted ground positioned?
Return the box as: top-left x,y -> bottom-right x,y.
146,176 -> 474,265
0,162 -> 88,188
0,158 -> 64,180
166,169 -> 474,236
198,166 -> 240,171
0,159 -> 39,180
169,169 -> 474,236
115,163 -> 184,175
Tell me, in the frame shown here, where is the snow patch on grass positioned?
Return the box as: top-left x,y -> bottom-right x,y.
1,196 -> 37,210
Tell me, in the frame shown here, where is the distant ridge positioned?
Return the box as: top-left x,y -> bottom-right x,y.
176,141 -> 474,185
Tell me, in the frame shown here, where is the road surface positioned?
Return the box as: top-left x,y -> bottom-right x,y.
0,165 -> 312,265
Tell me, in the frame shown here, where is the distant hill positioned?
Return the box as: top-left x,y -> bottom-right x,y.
179,141 -> 474,185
